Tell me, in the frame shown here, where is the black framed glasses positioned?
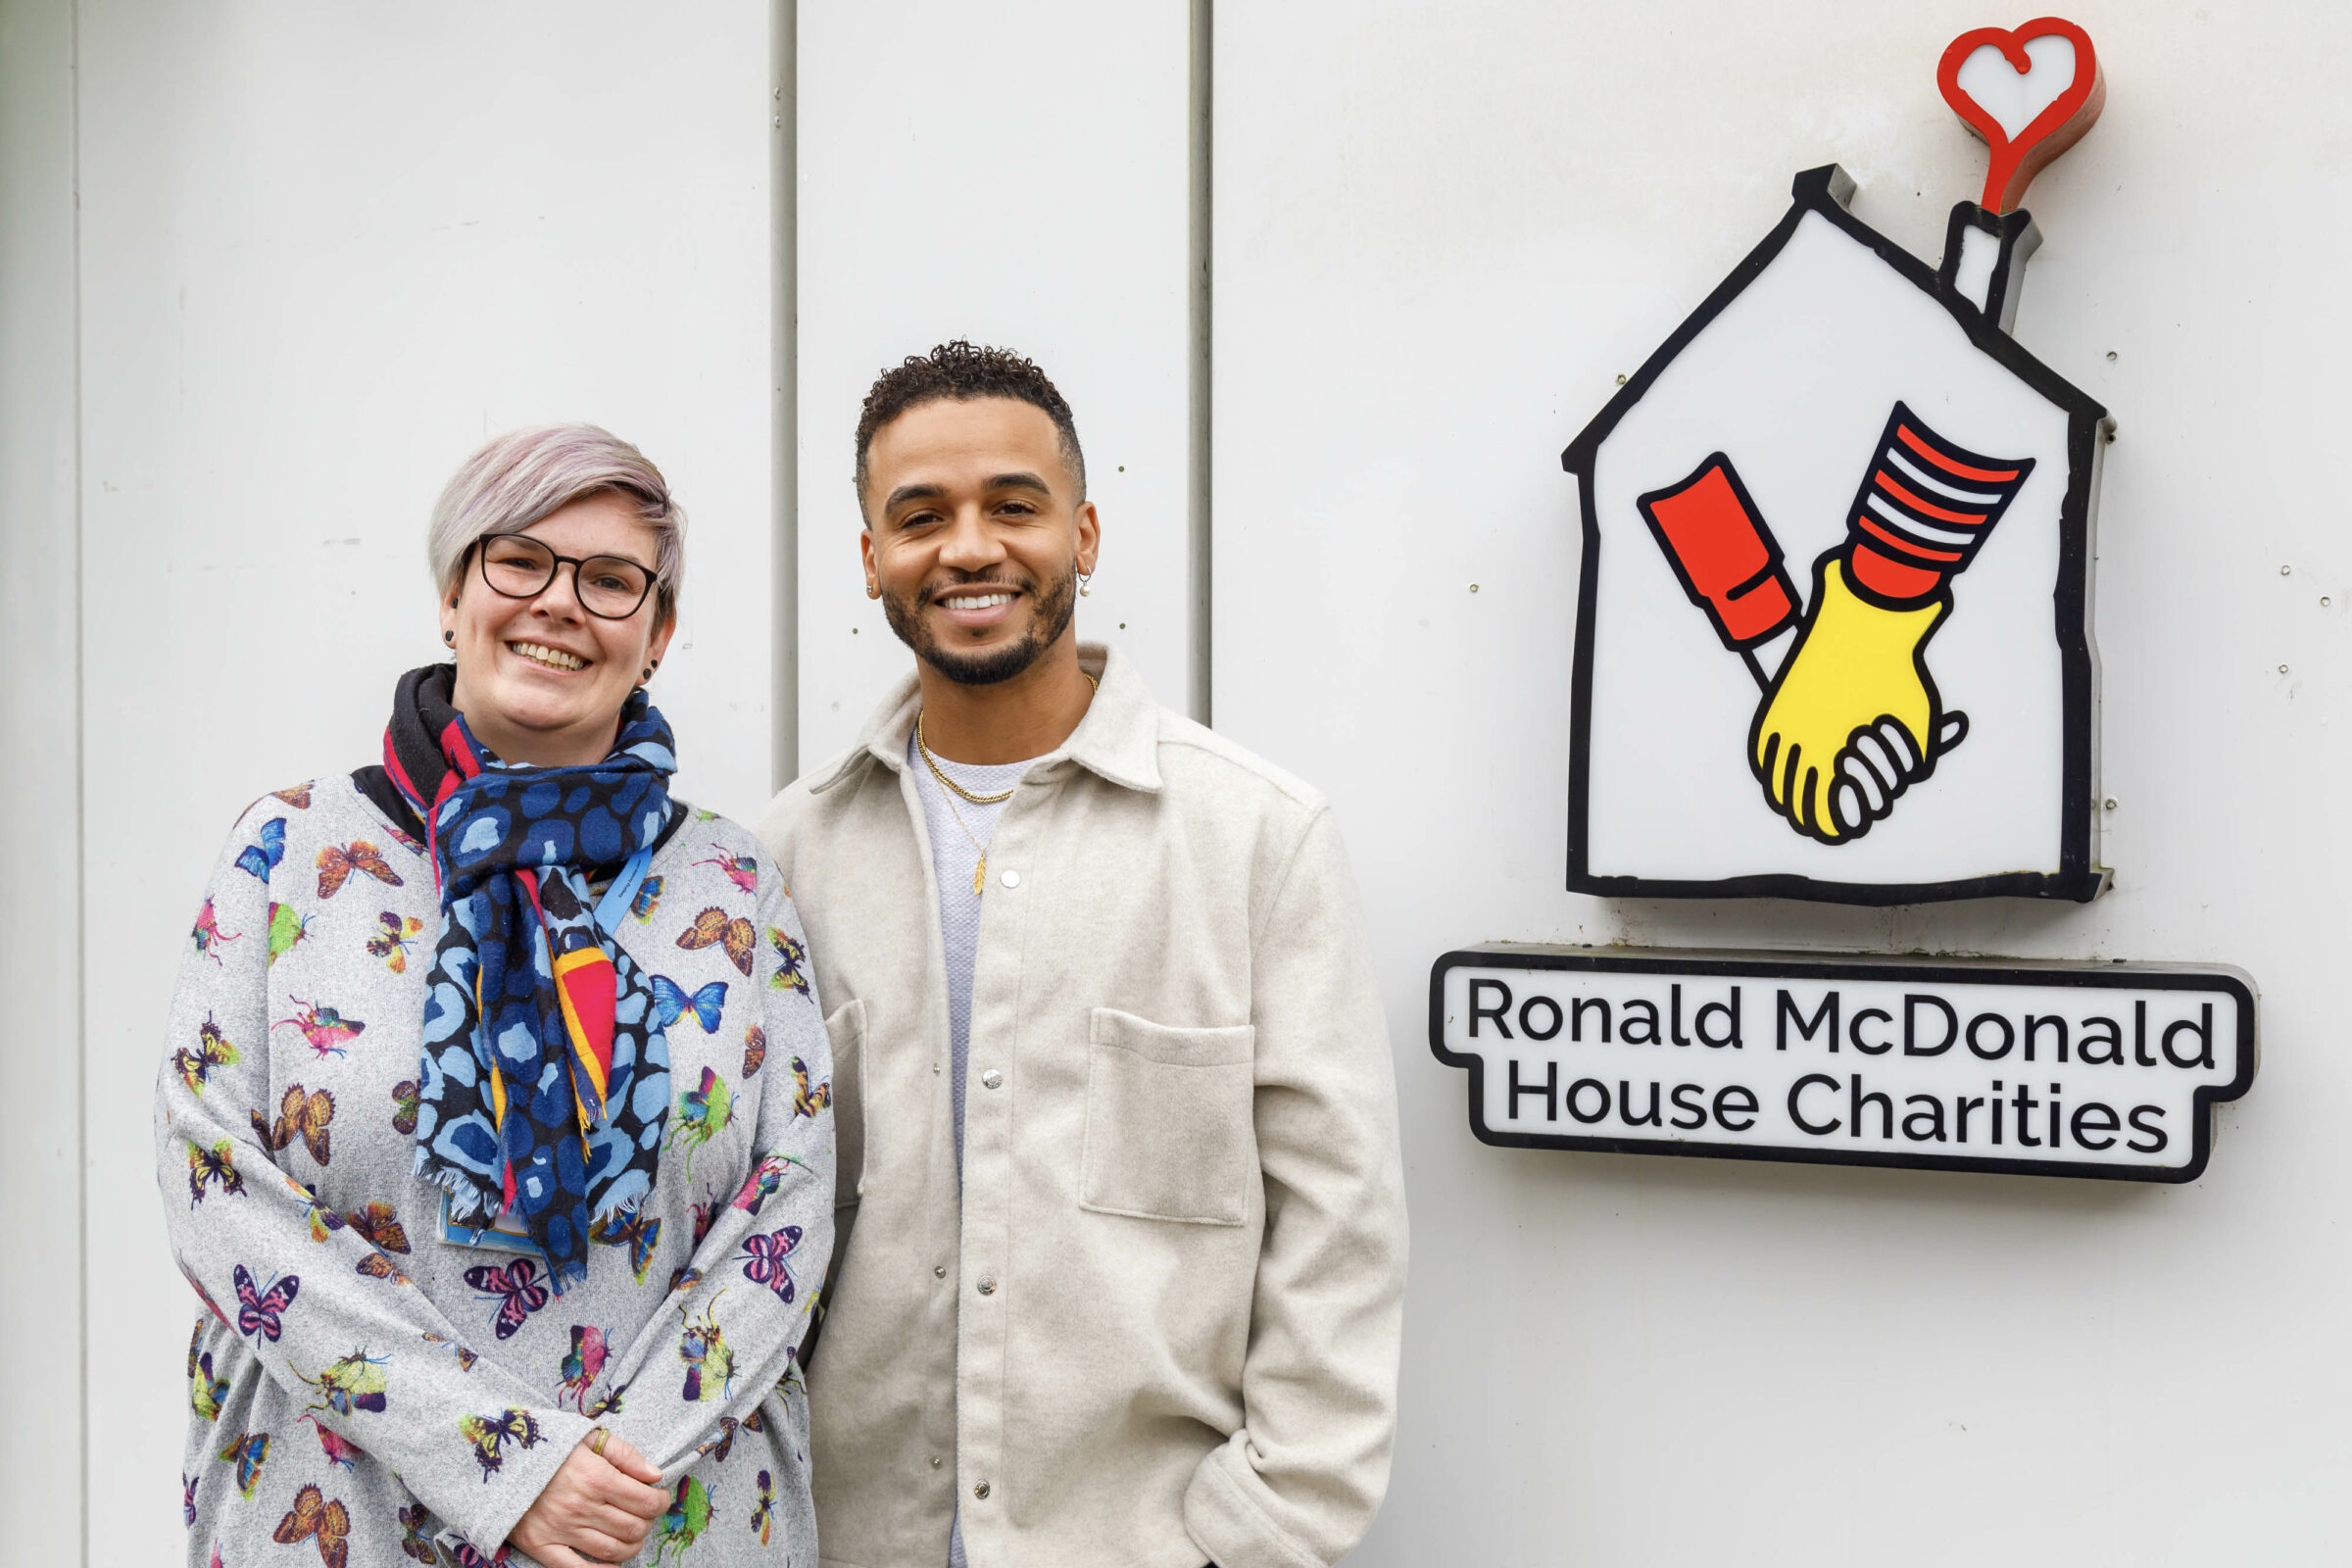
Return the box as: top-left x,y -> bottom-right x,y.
471,533 -> 658,619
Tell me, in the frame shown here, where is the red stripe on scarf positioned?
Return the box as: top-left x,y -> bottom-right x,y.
515,869 -> 617,1121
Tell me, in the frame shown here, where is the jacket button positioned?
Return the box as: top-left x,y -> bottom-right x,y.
930,1455 -> 943,1468
933,1264 -> 947,1279
980,1069 -> 1003,1090
973,1482 -> 991,1500
976,1277 -> 996,1296
999,868 -> 1020,888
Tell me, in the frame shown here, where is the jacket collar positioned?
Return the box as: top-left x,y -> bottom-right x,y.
809,641 -> 1162,796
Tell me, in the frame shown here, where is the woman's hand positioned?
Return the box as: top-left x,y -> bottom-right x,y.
508,1431 -> 670,1567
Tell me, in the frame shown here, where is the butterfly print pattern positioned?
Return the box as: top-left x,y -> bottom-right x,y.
267,900 -> 314,964
162,787 -> 831,1564
315,840 -> 403,900
690,1186 -> 723,1250
591,1205 -> 662,1286
691,845 -> 760,896
677,1292 -> 736,1402
343,1201 -> 408,1253
236,817 -> 286,881
652,974 -> 728,1033
291,1183 -> 348,1245
665,1066 -> 735,1177
695,1414 -> 742,1463
678,906 -> 758,976
173,1015 -> 243,1097
652,1475 -> 714,1564
631,873 -> 664,921
791,1056 -> 831,1119
768,925 -> 808,996
465,1260 -> 550,1340
456,1407 -> 543,1482
253,1084 -> 335,1165
366,910 -> 423,973
233,1263 -> 300,1342
186,1138 -> 244,1206
186,1325 -> 228,1422
559,1324 -> 609,1413
738,1226 -> 804,1303
731,1153 -> 791,1217
302,1412 -> 363,1470
397,1502 -> 436,1563
422,1331 -> 479,1372
191,899 -> 243,962
752,1468 -> 776,1544
296,1348 -> 389,1419
272,1483 -> 351,1568
219,1429 -> 271,1498
275,998 -> 365,1060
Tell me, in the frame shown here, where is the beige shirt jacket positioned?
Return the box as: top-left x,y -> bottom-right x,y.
755,644 -> 1407,1568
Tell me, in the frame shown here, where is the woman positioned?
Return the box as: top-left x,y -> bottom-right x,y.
158,425 -> 832,1568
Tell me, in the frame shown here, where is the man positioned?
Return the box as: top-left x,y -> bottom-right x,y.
757,341 -> 1405,1568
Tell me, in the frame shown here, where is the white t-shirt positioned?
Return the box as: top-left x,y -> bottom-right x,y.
906,729 -> 1034,1176
907,729 -> 1041,1568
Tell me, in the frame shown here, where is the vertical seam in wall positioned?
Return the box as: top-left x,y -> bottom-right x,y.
772,0 -> 799,788
69,1 -> 89,1561
1189,0 -> 1213,727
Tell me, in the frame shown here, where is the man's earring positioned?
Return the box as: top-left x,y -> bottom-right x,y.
1077,569 -> 1094,598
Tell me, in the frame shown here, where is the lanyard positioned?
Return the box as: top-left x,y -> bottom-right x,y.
591,845 -> 656,938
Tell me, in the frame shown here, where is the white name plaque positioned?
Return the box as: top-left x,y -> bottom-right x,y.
1430,950 -> 2255,1181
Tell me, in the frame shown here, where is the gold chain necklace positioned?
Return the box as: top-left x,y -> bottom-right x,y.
915,672 -> 1098,893
917,711 -> 1017,805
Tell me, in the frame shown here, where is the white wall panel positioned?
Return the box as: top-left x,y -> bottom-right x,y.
74,5 -> 776,1558
0,0 -> 86,1559
1215,2 -> 2352,1562
795,1 -> 1196,766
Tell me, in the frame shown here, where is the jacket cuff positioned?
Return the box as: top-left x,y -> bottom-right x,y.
429,1407 -> 597,1559
1183,1445 -> 1327,1568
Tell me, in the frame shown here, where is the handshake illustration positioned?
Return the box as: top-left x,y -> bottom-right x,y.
1639,403 -> 2034,844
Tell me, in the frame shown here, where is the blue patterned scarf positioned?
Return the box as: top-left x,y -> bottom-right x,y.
385,664 -> 676,1288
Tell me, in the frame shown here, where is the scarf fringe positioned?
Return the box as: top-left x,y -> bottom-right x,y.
413,1147 -> 499,1223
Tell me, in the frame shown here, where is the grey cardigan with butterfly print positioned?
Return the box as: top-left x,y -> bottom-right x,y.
155,775 -> 834,1567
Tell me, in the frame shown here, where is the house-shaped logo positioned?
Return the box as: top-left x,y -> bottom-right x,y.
1562,24 -> 2112,906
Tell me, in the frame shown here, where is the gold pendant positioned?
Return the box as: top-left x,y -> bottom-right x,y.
974,853 -> 987,896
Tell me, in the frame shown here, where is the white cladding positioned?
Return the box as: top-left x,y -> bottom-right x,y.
9,3 -> 2352,1564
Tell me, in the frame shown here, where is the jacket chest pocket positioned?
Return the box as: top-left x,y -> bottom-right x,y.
1077,1008 -> 1255,1226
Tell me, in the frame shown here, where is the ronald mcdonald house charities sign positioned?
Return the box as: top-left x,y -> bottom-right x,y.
1429,19 -> 2259,1181
1430,953 -> 2253,1182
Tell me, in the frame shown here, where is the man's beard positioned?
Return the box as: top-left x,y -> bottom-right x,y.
880,563 -> 1078,687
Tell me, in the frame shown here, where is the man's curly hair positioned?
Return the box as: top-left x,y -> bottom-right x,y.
853,340 -> 1086,514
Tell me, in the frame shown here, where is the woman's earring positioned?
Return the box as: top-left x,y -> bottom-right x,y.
641,666 -> 653,679
444,630 -> 455,646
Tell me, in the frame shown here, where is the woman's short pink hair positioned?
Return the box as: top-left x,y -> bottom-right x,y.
427,424 -> 686,623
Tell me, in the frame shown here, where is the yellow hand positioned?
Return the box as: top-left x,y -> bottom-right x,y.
1750,557 -> 1962,843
